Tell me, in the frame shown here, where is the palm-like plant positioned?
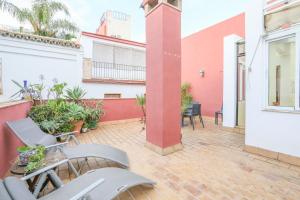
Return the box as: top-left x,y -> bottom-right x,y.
136,94 -> 146,129
65,86 -> 87,104
0,0 -> 79,39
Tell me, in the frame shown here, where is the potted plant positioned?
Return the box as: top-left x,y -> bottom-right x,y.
65,86 -> 87,104
83,102 -> 103,130
17,146 -> 34,166
136,94 -> 146,130
67,103 -> 86,135
25,146 -> 46,173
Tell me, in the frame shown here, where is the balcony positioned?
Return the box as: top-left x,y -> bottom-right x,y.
83,59 -> 146,85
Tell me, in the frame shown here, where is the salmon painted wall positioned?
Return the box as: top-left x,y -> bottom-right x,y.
182,13 -> 245,117
84,98 -> 143,122
0,101 -> 32,178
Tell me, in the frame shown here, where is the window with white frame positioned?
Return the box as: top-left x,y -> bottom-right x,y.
265,31 -> 299,110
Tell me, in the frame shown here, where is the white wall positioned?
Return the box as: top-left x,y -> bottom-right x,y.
80,34 -> 146,98
245,0 -> 300,157
223,34 -> 242,128
0,35 -> 146,102
0,36 -> 83,102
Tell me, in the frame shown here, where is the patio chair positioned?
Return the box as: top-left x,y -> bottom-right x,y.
182,102 -> 205,130
0,159 -> 155,200
215,105 -> 223,125
6,118 -> 129,175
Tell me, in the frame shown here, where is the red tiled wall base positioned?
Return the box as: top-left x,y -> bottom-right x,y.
0,101 -> 32,178
83,98 -> 144,122
103,99 -> 143,122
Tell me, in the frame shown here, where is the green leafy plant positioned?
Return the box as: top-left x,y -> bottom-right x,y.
181,83 -> 193,112
65,86 -> 87,103
49,82 -> 67,100
25,145 -> 46,173
17,146 -> 32,153
28,101 -> 74,134
0,0 -> 79,40
136,94 -> 146,127
66,103 -> 86,122
83,101 -> 103,129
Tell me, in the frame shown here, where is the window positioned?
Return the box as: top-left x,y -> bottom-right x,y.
0,58 -> 2,95
104,93 -> 121,99
267,36 -> 296,108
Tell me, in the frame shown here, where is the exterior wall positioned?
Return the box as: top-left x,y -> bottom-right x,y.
85,98 -> 143,122
0,36 -> 83,102
0,33 -> 145,102
223,35 -> 243,128
0,101 -> 32,178
245,0 -> 300,157
80,33 -> 146,99
181,14 -> 245,117
97,11 -> 131,40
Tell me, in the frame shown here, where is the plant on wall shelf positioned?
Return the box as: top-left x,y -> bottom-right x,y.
65,86 -> 87,104
10,80 -> 37,101
181,83 -> 193,113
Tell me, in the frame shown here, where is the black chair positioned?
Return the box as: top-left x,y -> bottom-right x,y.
215,105 -> 223,125
182,102 -> 205,130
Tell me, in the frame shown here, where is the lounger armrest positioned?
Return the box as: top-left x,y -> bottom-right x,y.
69,178 -> 105,200
21,159 -> 69,181
45,142 -> 68,150
55,131 -> 80,145
54,131 -> 77,138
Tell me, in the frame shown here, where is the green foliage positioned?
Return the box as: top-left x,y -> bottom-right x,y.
25,145 -> 46,173
136,94 -> 146,126
66,102 -> 86,122
17,146 -> 31,153
28,101 -> 74,134
83,101 -> 103,129
65,86 -> 87,103
0,0 -> 79,40
181,83 -> 193,112
49,82 -> 67,100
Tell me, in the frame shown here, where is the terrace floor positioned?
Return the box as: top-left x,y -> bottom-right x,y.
47,119 -> 300,199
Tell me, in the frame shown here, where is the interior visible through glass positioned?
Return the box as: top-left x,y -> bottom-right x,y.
268,37 -> 296,107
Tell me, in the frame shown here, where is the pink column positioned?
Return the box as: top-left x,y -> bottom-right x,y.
142,0 -> 183,155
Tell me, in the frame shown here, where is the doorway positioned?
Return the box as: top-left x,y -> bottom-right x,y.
236,41 -> 245,128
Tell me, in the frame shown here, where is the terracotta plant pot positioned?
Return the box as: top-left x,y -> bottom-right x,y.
72,120 -> 84,136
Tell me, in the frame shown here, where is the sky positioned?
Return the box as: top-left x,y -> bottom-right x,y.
0,0 -> 251,42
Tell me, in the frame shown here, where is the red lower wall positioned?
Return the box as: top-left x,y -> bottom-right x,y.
182,13 -> 245,117
0,101 -> 32,178
85,98 -> 143,122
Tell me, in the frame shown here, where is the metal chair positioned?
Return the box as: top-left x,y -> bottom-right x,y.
182,102 -> 205,130
215,105 -> 223,125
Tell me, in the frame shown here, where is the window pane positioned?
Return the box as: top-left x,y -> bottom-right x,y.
268,37 -> 295,107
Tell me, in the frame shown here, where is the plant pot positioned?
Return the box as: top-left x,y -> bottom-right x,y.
72,120 -> 84,136
18,150 -> 36,166
81,127 -> 88,133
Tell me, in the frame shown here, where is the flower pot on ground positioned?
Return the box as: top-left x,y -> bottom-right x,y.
17,146 -> 34,166
66,103 -> 86,135
72,120 -> 84,136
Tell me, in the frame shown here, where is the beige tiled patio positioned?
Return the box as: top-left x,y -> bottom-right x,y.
58,119 -> 300,200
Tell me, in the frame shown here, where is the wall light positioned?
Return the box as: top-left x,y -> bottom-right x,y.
199,69 -> 205,77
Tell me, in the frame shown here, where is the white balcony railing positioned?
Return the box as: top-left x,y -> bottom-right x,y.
83,59 -> 146,82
